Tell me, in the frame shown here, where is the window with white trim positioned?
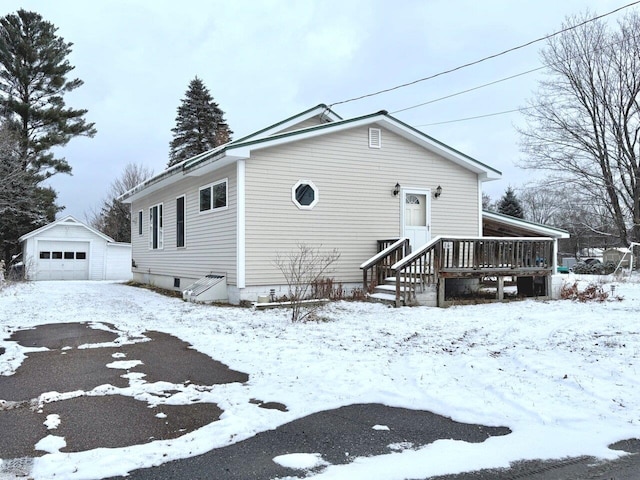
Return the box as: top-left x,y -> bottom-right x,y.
138,210 -> 143,235
199,179 -> 228,212
176,195 -> 185,248
149,203 -> 163,249
292,180 -> 319,209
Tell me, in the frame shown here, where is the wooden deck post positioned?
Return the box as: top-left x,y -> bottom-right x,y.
437,279 -> 445,307
497,276 -> 504,301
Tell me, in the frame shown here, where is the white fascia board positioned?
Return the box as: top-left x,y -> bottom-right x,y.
483,211 -> 570,239
119,174 -> 180,204
19,215 -> 114,243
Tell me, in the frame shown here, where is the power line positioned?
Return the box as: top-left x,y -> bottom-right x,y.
329,1 -> 640,108
416,107 -> 530,127
391,67 -> 545,114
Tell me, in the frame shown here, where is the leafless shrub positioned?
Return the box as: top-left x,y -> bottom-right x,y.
560,281 -> 615,302
274,244 -> 341,322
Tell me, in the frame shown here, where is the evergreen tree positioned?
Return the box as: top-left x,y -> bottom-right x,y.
497,187 -> 524,218
0,9 -> 93,264
0,9 -> 96,178
0,122 -> 53,265
168,77 -> 232,167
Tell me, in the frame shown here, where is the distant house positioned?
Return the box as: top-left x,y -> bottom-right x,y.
19,216 -> 132,281
120,105 -> 568,306
603,247 -> 631,268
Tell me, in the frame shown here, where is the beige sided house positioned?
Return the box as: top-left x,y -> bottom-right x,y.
120,105 -> 568,306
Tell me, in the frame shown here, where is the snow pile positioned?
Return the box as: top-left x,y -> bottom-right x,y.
0,277 -> 639,479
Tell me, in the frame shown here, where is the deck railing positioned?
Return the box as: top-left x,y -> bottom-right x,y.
360,238 -> 410,291
389,236 -> 554,307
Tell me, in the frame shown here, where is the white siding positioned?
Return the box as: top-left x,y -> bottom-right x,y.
130,163 -> 237,286
105,243 -> 132,280
244,125 -> 480,286
23,224 -> 108,280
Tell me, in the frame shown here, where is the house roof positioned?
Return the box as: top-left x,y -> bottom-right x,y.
482,210 -> 570,239
18,215 -> 115,243
120,106 -> 502,204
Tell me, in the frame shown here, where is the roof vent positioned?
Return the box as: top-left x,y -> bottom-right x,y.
369,128 -> 381,149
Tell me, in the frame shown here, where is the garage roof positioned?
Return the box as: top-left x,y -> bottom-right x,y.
18,216 -> 115,243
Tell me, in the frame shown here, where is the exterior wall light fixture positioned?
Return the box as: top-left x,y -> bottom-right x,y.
393,182 -> 401,196
434,185 -> 442,198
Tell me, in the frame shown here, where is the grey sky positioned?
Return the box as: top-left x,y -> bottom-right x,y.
2,0 -> 632,219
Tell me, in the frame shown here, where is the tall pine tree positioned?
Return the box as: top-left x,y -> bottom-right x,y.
0,9 -> 96,177
0,9 -> 96,264
496,187 -> 524,219
168,77 -> 232,167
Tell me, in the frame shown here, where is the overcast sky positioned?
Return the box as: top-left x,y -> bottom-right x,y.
3,0 -> 634,220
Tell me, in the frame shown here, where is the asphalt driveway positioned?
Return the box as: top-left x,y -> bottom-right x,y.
1,321 -> 637,480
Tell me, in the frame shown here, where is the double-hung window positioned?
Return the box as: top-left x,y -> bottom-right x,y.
149,203 -> 163,249
199,179 -> 228,212
176,195 -> 185,248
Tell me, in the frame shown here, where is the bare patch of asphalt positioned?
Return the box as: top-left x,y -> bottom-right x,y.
1,322 -> 636,480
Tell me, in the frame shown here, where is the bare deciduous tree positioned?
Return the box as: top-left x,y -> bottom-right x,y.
87,162 -> 153,242
518,183 -> 563,225
518,11 -> 640,248
274,243 -> 341,322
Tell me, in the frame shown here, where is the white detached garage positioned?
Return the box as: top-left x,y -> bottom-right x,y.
19,216 -> 132,281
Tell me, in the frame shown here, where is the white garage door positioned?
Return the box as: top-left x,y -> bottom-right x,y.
36,241 -> 90,280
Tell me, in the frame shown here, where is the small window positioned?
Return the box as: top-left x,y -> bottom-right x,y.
39,251 -> 50,259
199,179 -> 228,212
138,210 -> 143,235
406,194 -> 420,205
292,180 -> 319,210
149,203 -> 163,249
76,252 -> 87,260
199,187 -> 211,212
64,252 -> 74,259
52,251 -> 63,259
213,182 -> 227,209
176,195 -> 185,248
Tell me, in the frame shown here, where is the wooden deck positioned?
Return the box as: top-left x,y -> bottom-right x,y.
362,236 -> 555,307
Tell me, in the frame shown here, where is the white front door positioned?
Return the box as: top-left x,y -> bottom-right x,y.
402,189 -> 431,249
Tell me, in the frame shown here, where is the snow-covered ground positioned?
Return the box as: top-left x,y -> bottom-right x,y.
0,276 -> 639,479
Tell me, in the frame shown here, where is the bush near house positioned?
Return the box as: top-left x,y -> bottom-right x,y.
571,260 -> 616,275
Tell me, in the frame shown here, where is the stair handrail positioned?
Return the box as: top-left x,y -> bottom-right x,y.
390,236 -> 442,307
360,238 -> 410,291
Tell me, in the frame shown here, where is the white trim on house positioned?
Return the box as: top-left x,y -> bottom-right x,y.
237,159 -> 246,289
400,187 -> 432,248
198,178 -> 229,213
482,210 -> 570,239
137,210 -> 143,236
176,194 -> 186,249
291,180 -> 319,210
477,179 -> 483,235
149,203 -> 164,250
